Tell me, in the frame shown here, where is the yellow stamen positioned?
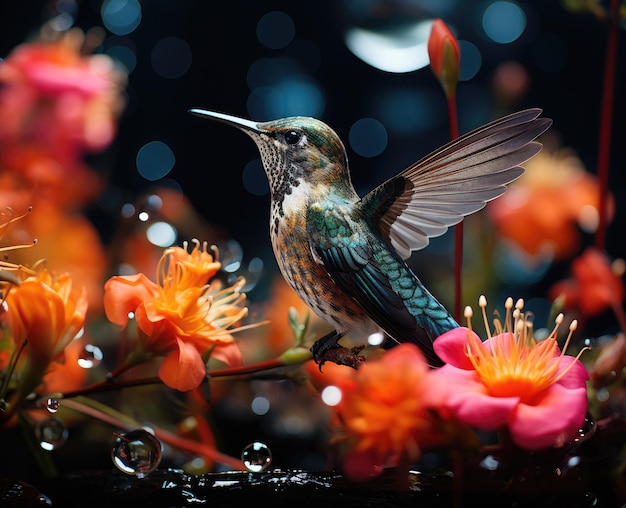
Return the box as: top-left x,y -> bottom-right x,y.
464,297 -> 588,404
479,295 -> 491,339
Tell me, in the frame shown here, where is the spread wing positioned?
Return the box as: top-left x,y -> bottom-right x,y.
360,108 -> 552,259
306,203 -> 454,366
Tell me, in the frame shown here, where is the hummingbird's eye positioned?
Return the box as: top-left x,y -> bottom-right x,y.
284,130 -> 303,145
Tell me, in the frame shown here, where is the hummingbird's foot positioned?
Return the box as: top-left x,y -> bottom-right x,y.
311,330 -> 364,370
317,345 -> 366,370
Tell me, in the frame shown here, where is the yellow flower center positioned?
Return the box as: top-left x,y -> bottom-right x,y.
464,296 -> 588,404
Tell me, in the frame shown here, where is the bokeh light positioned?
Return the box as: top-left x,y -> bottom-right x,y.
151,36 -> 192,79
242,159 -> 269,196
349,118 -> 388,158
344,20 -> 434,73
459,40 -> 482,81
247,77 -> 324,119
100,0 -> 142,36
321,386 -> 342,407
256,11 -> 296,50
374,88 -> 443,136
482,1 -> 527,44
136,141 -> 176,181
146,221 -> 177,248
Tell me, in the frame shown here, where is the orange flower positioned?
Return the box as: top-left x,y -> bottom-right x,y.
3,268 -> 87,414
6,270 -> 87,367
488,137 -> 614,261
104,240 -> 246,392
329,344 -> 448,480
428,19 -> 460,99
0,202 -> 108,314
550,247 -> 625,318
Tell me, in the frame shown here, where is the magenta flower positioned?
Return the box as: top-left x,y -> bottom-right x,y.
429,297 -> 589,450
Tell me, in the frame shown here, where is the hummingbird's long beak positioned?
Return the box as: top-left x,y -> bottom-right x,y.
188,109 -> 262,133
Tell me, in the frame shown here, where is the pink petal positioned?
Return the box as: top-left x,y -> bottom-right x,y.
553,357 -> 590,389
508,383 -> 588,450
433,327 -> 477,369
158,338 -> 207,391
430,365 -> 518,429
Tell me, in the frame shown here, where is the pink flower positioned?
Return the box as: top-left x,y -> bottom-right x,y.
0,28 -> 126,175
429,297 -> 589,450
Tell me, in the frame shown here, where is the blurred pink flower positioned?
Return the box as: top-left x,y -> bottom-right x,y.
430,298 -> 589,450
0,29 -> 126,163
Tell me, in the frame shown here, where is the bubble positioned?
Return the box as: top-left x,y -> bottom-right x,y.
111,429 -> 163,478
572,415 -> 597,444
78,344 -> 103,369
218,239 -> 244,273
241,441 -> 272,472
36,417 -> 68,451
41,397 -> 61,414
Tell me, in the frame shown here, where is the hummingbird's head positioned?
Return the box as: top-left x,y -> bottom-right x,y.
190,110 -> 353,203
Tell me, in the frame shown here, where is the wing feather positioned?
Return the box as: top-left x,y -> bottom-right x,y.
361,109 -> 552,259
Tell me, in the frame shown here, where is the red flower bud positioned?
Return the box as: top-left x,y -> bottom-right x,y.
428,19 -> 461,98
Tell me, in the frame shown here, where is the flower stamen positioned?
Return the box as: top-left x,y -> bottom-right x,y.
463,297 -> 588,403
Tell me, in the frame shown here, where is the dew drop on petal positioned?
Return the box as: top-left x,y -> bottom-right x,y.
78,344 -> 103,369
111,429 -> 163,478
36,417 -> 68,451
241,441 -> 272,472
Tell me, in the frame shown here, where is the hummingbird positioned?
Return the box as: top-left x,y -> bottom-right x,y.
190,108 -> 551,368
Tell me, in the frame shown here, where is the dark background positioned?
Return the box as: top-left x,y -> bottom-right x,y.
1,0 -> 625,296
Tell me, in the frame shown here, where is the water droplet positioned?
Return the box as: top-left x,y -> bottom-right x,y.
36,417 -> 68,451
572,414 -> 597,444
241,441 -> 272,472
78,344 -> 103,369
40,397 -> 61,414
111,429 -> 162,478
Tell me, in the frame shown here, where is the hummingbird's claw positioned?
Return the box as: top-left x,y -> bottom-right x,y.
311,330 -> 365,370
316,345 -> 366,371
